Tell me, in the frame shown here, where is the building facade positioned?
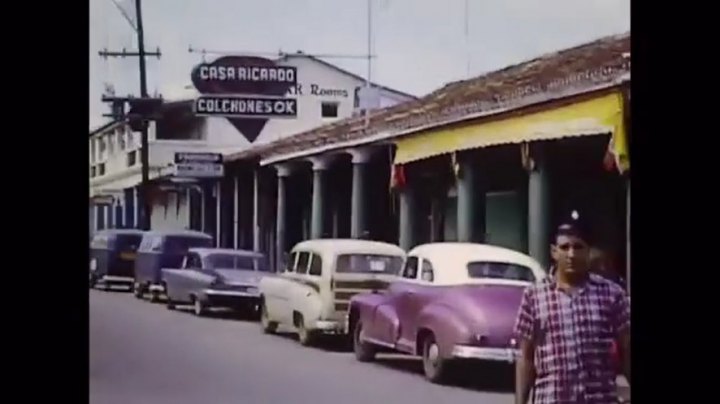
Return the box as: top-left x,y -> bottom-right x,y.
218,32 -> 631,290
89,52 -> 415,241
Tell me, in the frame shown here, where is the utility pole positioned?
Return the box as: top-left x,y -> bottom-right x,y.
99,0 -> 161,231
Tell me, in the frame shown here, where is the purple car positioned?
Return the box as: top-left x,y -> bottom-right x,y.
348,242 -> 546,384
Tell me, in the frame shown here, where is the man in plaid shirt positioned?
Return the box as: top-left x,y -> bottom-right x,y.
514,222 -> 630,404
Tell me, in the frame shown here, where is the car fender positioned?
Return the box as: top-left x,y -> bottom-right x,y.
415,303 -> 472,358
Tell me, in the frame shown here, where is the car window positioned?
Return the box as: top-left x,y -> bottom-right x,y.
335,254 -> 404,275
285,252 -> 298,272
402,257 -> 419,279
308,253 -> 322,276
421,259 -> 434,282
296,251 -> 311,275
467,261 -> 535,282
186,253 -> 202,269
204,253 -> 270,272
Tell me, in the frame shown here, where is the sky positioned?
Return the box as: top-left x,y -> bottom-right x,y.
89,0 -> 630,130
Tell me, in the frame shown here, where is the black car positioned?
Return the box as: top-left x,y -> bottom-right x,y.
133,230 -> 214,301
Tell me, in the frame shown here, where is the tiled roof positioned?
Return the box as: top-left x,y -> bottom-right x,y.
226,32 -> 630,163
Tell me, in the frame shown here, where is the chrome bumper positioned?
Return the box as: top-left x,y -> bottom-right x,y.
102,275 -> 134,283
451,345 -> 519,363
315,320 -> 344,333
203,289 -> 260,298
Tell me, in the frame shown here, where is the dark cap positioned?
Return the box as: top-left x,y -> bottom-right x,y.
553,211 -> 592,244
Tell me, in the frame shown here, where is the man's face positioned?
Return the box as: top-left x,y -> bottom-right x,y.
551,234 -> 590,276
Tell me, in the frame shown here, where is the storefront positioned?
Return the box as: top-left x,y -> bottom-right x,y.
391,88 -> 630,276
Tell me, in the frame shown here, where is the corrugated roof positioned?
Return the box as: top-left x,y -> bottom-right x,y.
226,32 -> 630,164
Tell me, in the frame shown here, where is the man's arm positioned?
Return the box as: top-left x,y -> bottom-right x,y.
513,286 -> 537,404
619,327 -> 630,384
611,287 -> 631,385
516,338 -> 536,404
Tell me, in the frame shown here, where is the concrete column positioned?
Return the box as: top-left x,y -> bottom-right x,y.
215,181 -> 221,247
398,187 -> 416,251
309,157 -> 329,239
626,178 -> 631,294
186,188 -> 192,230
134,187 -> 139,228
253,169 -> 260,253
528,144 -> 550,268
200,187 -> 206,234
94,204 -> 100,232
349,148 -> 371,238
275,165 -> 291,268
456,158 -> 475,242
234,174 -> 239,249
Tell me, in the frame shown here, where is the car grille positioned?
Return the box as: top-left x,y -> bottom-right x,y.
332,279 -> 390,312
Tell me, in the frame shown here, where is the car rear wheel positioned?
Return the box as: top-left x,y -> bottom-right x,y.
260,302 -> 278,334
133,283 -> 143,299
193,297 -> 206,317
353,320 -> 377,362
422,333 -> 452,384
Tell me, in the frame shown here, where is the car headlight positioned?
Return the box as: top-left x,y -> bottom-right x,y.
246,287 -> 259,294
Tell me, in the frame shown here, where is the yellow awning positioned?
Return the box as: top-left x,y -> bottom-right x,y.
394,91 -> 627,165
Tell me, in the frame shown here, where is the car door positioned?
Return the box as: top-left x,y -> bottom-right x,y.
394,255 -> 431,351
265,251 -> 298,325
180,253 -> 206,301
288,251 -> 313,324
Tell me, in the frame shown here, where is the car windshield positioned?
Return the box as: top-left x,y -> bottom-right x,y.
335,254 -> 404,275
165,236 -> 213,254
205,253 -> 270,272
467,261 -> 535,282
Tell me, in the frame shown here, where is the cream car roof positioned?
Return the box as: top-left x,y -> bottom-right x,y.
407,242 -> 547,286
292,239 -> 406,258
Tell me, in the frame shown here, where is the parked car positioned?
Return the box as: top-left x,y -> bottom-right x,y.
258,239 -> 406,346
163,248 -> 274,317
89,229 -> 145,291
348,242 -> 546,384
133,230 -> 214,301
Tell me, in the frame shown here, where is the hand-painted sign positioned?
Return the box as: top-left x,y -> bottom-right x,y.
194,95 -> 297,118
191,56 -> 298,143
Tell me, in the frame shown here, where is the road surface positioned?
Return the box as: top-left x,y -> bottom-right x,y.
90,289 -> 514,404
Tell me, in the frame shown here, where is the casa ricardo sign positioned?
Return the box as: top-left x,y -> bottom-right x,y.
191,56 -> 298,143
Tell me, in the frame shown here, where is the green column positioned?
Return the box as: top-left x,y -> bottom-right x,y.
399,187 -> 415,251
310,158 -> 328,239
350,148 -> 371,238
625,178 -> 631,293
456,158 -> 475,242
528,144 -> 550,268
275,165 -> 290,267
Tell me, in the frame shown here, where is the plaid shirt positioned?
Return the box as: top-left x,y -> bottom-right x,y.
514,273 -> 630,404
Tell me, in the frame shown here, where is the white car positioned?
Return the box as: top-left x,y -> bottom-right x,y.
258,239 -> 406,346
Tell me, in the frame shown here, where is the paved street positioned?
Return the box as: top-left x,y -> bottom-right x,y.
90,289 -> 514,404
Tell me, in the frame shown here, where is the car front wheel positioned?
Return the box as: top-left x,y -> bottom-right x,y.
353,320 -> 377,362
260,301 -> 278,334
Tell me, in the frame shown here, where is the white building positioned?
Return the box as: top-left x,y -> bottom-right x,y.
89,52 -> 415,237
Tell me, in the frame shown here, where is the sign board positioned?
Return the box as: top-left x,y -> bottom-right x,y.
174,152 -> 223,164
174,163 -> 224,178
92,195 -> 115,205
190,55 -> 298,143
194,95 -> 297,119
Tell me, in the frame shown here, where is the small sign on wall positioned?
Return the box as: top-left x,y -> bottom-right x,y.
173,152 -> 224,178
